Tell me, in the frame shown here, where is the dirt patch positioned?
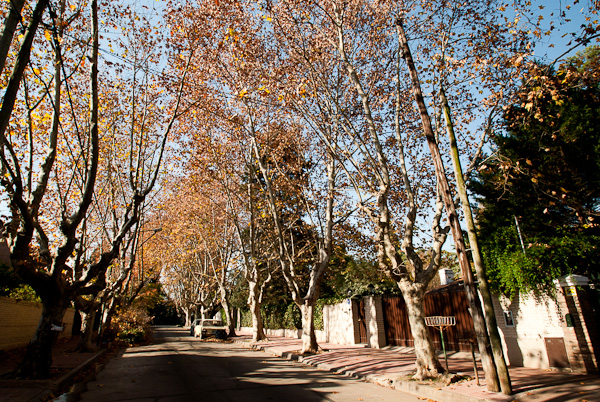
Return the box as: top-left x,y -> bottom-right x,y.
198,337 -> 233,343
394,371 -> 472,386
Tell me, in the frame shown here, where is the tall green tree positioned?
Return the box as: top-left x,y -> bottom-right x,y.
473,47 -> 600,296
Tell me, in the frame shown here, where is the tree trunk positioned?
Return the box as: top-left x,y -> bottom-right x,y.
300,302 -> 318,354
398,281 -> 445,379
0,0 -> 25,75
248,281 -> 267,341
16,299 -> 68,379
99,297 -> 118,343
221,297 -> 236,337
183,307 -> 191,328
0,0 -> 49,140
77,309 -> 96,352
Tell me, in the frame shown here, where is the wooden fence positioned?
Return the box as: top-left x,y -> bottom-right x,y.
382,290 -> 476,352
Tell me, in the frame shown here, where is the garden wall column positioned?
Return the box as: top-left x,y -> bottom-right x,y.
555,275 -> 599,373
364,296 -> 386,348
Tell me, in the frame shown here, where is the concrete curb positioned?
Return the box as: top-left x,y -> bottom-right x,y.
248,342 -> 302,361
27,349 -> 107,401
52,348 -> 107,392
231,338 -> 509,402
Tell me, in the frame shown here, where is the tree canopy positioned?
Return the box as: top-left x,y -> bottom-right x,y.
473,46 -> 600,296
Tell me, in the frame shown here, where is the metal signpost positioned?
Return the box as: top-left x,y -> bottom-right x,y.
425,316 -> 456,372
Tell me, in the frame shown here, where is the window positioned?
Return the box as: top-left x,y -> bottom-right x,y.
503,310 -> 515,327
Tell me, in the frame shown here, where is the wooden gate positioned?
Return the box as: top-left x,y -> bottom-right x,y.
357,299 -> 367,344
382,296 -> 412,347
382,290 -> 476,352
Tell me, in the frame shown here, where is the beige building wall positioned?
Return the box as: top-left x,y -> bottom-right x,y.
492,275 -> 600,374
493,292 -> 564,369
492,275 -> 598,373
0,297 -> 75,350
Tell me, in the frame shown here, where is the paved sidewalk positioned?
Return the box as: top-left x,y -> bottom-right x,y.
231,330 -> 600,402
0,337 -> 106,401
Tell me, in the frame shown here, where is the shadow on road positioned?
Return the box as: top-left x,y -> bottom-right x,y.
80,325 -> 402,402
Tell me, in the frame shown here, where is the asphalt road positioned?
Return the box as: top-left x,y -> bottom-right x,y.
78,326 -> 424,402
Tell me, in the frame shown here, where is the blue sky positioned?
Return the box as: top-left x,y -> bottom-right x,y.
532,1 -> 599,63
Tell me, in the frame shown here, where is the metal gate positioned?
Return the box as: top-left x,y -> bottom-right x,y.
545,337 -> 570,368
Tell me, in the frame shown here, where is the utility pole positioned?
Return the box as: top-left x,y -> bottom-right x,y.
396,19 -> 500,392
441,87 -> 512,395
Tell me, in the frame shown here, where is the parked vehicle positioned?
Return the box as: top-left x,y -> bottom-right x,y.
192,319 -> 227,339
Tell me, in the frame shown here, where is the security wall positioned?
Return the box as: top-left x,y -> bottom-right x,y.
0,297 -> 75,350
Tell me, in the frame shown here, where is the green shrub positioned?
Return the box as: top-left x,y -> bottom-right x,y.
240,309 -> 252,327
112,306 -> 152,344
314,297 -> 344,330
283,303 -> 301,329
261,304 -> 288,329
117,328 -> 146,343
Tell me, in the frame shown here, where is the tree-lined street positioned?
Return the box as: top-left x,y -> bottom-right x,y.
0,0 -> 598,395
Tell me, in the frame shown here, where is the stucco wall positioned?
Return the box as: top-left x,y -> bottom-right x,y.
0,297 -> 75,350
321,299 -> 356,345
262,328 -> 302,339
363,296 -> 386,348
493,292 -> 565,369
241,300 -> 357,345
